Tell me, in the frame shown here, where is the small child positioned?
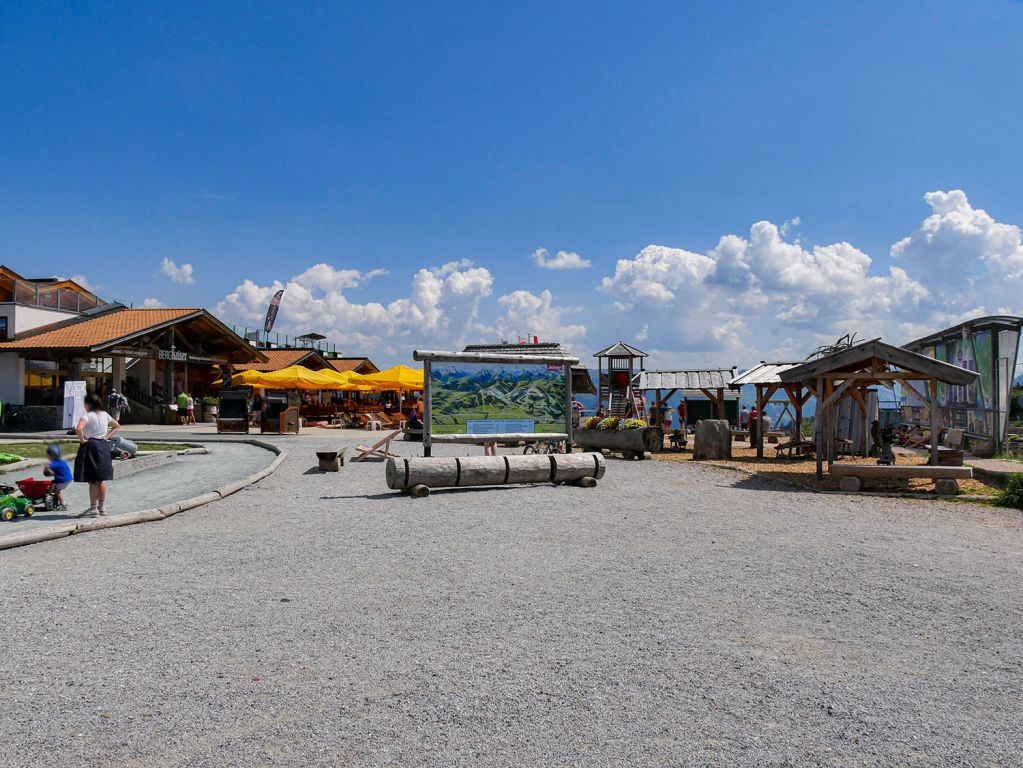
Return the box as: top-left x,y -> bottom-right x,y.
43,444 -> 72,511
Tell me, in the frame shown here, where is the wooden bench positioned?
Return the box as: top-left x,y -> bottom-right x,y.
830,464 -> 973,495
775,439 -> 815,459
316,448 -> 347,472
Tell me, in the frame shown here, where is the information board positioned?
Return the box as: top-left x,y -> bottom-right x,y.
430,361 -> 567,435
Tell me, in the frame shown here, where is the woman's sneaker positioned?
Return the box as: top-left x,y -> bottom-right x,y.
76,507 -> 100,518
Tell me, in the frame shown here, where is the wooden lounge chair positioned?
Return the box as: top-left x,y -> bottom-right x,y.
354,429 -> 402,461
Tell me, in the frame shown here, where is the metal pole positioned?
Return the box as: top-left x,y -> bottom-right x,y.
423,360 -> 433,458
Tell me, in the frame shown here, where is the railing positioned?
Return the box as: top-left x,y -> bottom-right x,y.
124,380 -> 159,409
229,325 -> 337,356
9,280 -> 100,313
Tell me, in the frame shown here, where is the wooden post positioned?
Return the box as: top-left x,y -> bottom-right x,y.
564,363 -> 574,447
816,376 -> 824,478
794,387 -> 803,444
423,360 -> 433,458
655,388 -> 662,426
824,378 -> 834,470
756,384 -> 764,458
716,387 -> 725,420
929,378 -> 939,466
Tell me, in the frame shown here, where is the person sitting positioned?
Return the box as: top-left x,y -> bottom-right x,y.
407,406 -> 422,428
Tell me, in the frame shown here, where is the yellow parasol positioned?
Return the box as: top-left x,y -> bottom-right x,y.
227,365 -> 347,390
361,364 -> 424,391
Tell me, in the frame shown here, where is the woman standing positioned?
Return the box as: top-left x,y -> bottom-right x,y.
74,393 -> 119,517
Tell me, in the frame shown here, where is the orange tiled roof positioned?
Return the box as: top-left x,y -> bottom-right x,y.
329,358 -> 373,373
0,308 -> 200,350
234,349 -> 323,371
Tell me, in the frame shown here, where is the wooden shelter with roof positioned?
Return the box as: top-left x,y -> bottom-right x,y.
777,338 -> 978,477
635,367 -> 739,424
594,341 -> 647,416
728,362 -> 808,458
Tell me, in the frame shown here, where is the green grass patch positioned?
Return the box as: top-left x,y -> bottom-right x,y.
994,473 -> 1023,510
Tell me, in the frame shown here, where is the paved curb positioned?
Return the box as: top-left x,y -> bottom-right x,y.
0,439 -> 285,551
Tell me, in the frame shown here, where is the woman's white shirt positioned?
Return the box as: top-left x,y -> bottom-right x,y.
80,411 -> 111,440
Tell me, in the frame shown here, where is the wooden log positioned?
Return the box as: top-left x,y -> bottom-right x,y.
431,432 -> 568,444
574,427 -> 662,454
551,452 -> 606,483
829,464 -> 972,480
385,457 -> 459,490
384,453 -> 606,490
458,456 -> 514,486
506,455 -> 557,484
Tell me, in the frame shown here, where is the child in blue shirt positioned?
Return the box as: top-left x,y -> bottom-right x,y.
43,444 -> 72,511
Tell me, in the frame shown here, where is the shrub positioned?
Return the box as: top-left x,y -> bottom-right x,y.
583,415 -> 601,429
597,417 -> 621,430
995,473 -> 1023,510
620,418 -> 647,429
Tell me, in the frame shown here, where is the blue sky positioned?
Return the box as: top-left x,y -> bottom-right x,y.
2,1 -> 1023,369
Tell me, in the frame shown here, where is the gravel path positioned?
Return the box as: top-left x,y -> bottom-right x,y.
0,434 -> 1020,767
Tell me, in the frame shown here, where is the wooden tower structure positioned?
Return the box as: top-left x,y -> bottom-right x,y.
594,341 -> 648,417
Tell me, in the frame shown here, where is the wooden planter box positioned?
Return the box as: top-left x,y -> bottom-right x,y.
574,427 -> 663,459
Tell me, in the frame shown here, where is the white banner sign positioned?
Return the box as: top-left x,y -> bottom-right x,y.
62,380 -> 87,429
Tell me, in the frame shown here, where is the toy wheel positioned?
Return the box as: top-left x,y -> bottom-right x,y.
23,507 -> 34,517
1,507 -> 15,521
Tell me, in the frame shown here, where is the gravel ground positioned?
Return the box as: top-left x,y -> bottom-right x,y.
0,433 -> 1020,767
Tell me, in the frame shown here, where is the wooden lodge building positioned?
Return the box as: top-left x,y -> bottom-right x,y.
0,265 -> 378,428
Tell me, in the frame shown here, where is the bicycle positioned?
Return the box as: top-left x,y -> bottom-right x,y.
522,439 -> 565,455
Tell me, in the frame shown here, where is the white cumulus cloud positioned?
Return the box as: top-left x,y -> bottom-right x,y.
531,248 -> 592,270
216,261 -> 494,355
161,258 -> 195,285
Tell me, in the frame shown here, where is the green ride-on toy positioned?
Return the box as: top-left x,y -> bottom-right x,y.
0,484 -> 35,521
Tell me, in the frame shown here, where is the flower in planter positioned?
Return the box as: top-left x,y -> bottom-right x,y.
620,418 -> 647,429
584,415 -> 602,429
597,417 -> 621,430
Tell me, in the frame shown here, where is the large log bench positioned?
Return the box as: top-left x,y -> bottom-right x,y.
830,464 -> 973,496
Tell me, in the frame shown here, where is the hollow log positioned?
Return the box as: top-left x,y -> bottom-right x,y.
385,453 -> 606,491
574,427 -> 663,454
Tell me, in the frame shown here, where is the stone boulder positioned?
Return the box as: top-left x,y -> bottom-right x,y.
693,419 -> 732,460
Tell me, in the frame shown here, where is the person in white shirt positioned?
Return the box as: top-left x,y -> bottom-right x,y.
73,393 -> 120,518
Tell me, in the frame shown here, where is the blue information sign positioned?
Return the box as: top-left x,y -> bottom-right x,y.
467,418 -> 535,434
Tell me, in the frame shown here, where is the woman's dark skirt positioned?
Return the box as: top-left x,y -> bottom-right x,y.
74,438 -> 113,483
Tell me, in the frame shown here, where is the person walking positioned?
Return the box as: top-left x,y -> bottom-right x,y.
108,388 -> 122,420
73,393 -> 119,517
740,404 -> 750,430
186,393 -> 196,425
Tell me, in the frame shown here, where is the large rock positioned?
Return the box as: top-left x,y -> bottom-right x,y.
693,419 -> 732,460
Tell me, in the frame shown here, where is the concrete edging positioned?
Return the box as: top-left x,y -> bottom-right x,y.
0,439 -> 286,551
